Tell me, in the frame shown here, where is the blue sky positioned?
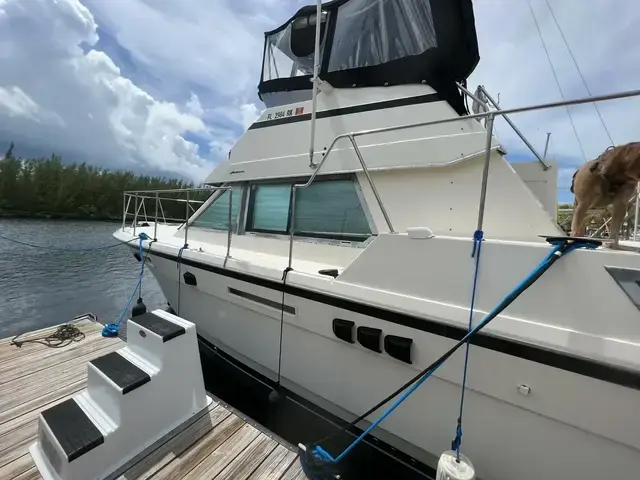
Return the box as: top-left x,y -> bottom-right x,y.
0,0 -> 639,203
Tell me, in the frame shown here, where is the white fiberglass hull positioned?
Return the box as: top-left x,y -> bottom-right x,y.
142,249 -> 640,480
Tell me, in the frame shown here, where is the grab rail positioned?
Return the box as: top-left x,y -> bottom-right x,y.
288,134 -> 395,269
121,186 -> 234,263
286,87 -> 640,270
457,83 -> 550,170
115,87 -> 640,275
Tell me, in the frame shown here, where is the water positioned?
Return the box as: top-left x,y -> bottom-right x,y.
0,219 -> 430,479
0,219 -> 165,338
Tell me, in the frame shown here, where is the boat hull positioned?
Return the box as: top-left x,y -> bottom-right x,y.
141,250 -> 640,480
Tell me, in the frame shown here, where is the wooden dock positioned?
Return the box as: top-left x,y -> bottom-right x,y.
0,317 -> 305,480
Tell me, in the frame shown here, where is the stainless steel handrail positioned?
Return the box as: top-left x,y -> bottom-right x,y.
477,85 -> 549,170
285,87 -> 640,271
122,186 -> 233,264
130,195 -> 206,205
287,134 -> 396,268
124,187 -> 217,194
344,88 -> 640,142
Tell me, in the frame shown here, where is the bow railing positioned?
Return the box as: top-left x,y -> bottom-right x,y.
122,186 -> 234,259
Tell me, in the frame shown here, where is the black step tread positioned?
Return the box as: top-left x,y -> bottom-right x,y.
132,312 -> 185,342
90,351 -> 150,394
41,398 -> 104,462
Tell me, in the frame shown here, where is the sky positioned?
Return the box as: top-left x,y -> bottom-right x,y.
0,0 -> 638,203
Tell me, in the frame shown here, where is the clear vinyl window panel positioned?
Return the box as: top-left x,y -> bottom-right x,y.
263,11 -> 328,81
191,186 -> 242,231
328,0 -> 437,72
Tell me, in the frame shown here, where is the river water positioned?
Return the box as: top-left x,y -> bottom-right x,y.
0,219 -> 165,338
0,220 -> 430,479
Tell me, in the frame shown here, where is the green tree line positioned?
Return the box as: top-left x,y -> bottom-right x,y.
0,142 -> 200,221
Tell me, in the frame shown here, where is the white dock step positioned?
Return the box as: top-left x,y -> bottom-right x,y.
29,309 -> 211,480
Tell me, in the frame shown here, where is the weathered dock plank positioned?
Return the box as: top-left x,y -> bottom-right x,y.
247,444 -> 300,480
0,317 -> 304,480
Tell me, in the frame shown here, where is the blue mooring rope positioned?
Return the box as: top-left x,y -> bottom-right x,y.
303,238 -> 598,474
451,229 -> 484,457
102,233 -> 150,337
0,233 -> 136,251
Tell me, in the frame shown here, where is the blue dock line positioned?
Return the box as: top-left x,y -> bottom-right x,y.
0,233 -> 137,251
301,237 -> 598,475
102,233 -> 150,337
451,229 -> 484,457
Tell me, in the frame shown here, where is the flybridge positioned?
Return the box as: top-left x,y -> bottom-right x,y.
258,0 -> 480,115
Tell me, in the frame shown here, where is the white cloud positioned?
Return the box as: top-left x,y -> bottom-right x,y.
82,0 -> 281,101
80,0 -> 280,162
0,86 -> 64,126
0,0 -> 638,198
0,0 -> 211,180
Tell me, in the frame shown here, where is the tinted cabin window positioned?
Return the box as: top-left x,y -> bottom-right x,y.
248,183 -> 292,233
294,180 -> 371,241
246,178 -> 371,241
191,186 -> 242,231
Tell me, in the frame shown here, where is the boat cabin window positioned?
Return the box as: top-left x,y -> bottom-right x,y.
191,186 -> 243,231
247,183 -> 291,233
246,178 -> 372,242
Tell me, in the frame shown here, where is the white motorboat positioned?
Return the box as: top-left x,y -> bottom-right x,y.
114,1 -> 640,478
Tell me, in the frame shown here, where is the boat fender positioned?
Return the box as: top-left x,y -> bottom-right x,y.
436,451 -> 475,480
132,298 -> 147,317
407,227 -> 435,239
268,387 -> 284,404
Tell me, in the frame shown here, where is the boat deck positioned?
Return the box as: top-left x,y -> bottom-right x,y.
0,317 -> 305,480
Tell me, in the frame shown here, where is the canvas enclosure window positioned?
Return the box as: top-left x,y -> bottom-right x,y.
262,10 -> 328,81
329,0 -> 438,72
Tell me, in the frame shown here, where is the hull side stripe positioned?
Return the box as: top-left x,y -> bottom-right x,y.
142,247 -> 640,391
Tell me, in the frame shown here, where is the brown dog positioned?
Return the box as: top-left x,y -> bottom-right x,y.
570,142 -> 640,248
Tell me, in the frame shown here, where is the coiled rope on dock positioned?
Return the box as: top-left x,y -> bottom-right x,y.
11,324 -> 85,349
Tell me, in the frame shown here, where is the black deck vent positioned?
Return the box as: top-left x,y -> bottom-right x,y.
357,326 -> 382,353
384,335 -> 413,364
332,319 -> 355,343
183,271 -> 197,286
